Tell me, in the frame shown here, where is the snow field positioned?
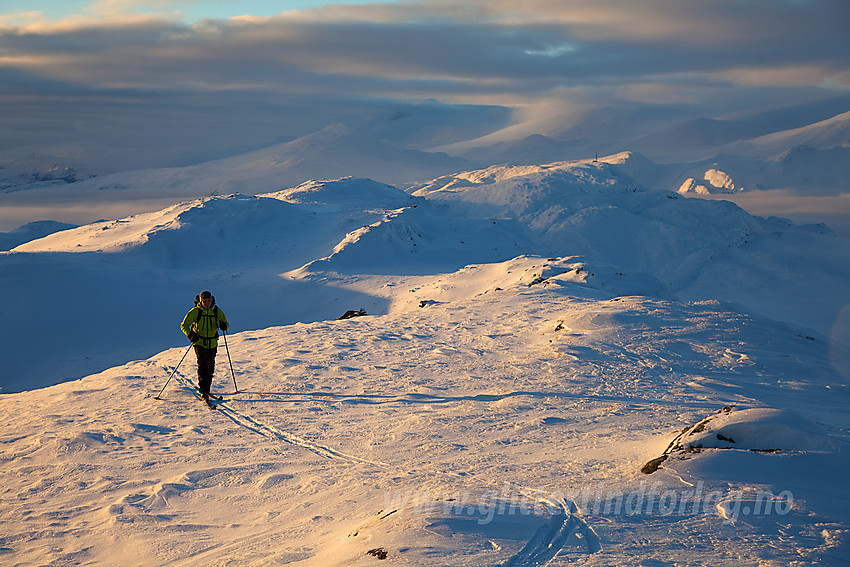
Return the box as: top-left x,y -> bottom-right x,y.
2,269 -> 848,565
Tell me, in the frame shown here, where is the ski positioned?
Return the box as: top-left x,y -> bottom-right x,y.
195,392 -> 218,410
196,389 -> 224,401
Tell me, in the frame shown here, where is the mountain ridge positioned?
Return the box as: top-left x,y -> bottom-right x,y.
5,158 -> 848,393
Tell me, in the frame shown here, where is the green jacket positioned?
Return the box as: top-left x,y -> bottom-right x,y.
181,303 -> 229,349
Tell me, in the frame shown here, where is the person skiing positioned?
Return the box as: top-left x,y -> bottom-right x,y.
181,290 -> 229,401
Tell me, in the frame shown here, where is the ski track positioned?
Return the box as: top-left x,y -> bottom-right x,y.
217,402 -> 389,468
498,490 -> 602,566
170,371 -> 602,564
501,511 -> 599,567
173,372 -> 387,467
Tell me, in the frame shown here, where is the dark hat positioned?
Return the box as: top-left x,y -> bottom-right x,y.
199,290 -> 212,299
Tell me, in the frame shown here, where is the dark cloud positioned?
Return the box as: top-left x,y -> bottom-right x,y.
0,0 -> 847,168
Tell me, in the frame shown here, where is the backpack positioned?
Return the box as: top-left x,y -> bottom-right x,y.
193,294 -> 221,338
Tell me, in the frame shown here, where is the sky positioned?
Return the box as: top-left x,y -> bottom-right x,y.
0,0 -> 389,26
0,0 -> 849,170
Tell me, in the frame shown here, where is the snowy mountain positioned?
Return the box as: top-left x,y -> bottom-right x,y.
5,160 -> 848,389
0,220 -> 77,251
0,152 -> 99,190
1,179 -> 417,392
411,156 -> 848,334
690,110 -> 850,196
2,124 -> 469,202
430,96 -> 850,197
2,97 -> 848,241
2,149 -> 849,564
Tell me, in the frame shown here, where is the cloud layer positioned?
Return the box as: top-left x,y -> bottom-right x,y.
1,0 -> 848,168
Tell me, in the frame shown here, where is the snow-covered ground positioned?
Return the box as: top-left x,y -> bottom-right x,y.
1,256 -> 848,565
1,158 -> 849,565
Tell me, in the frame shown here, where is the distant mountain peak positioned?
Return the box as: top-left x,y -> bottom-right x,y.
1,152 -> 97,186
263,177 -> 413,207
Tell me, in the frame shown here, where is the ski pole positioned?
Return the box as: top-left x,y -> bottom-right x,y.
154,343 -> 193,400
222,328 -> 238,393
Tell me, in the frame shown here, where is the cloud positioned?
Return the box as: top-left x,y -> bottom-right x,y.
0,0 -> 847,168
5,0 -> 846,91
5,0 -> 202,28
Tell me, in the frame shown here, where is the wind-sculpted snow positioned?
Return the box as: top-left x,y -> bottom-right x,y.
1,88 -> 848,565
289,205 -> 541,277
13,194 -> 308,260
1,275 -> 847,565
411,159 -> 758,260
408,160 -> 850,336
3,164 -> 849,393
12,179 -> 415,261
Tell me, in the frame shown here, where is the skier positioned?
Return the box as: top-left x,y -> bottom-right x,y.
181,291 -> 229,401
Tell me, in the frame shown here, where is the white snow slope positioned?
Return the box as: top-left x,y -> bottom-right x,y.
1,159 -> 850,565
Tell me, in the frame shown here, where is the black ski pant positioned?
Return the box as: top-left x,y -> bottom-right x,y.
194,345 -> 217,397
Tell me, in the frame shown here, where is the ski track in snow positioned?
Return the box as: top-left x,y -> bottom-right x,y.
173,372 -> 389,468
169,370 -> 602,564
498,488 -> 602,566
